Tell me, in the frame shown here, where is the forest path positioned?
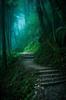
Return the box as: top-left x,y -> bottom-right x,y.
21,52 -> 66,100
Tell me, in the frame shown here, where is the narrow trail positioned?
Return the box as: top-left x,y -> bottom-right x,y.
21,52 -> 66,100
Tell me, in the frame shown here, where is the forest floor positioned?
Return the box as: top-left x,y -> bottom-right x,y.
21,52 -> 66,100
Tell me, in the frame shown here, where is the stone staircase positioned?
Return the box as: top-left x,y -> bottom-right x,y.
22,52 -> 66,86
35,68 -> 66,86
22,52 -> 66,100
23,52 -> 34,59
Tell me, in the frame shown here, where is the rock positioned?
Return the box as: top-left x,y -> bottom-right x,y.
35,91 -> 37,94
41,87 -> 44,90
38,85 -> 40,87
36,79 -> 39,82
34,86 -> 37,89
33,94 -> 38,99
35,84 -> 37,85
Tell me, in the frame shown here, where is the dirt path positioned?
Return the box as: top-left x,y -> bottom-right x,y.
21,52 -> 66,100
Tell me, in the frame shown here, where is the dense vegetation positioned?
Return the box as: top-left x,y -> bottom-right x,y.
0,52 -> 36,100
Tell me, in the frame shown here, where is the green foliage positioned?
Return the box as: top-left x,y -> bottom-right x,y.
55,27 -> 66,47
6,51 -> 21,65
25,12 -> 40,29
24,40 -> 40,52
34,40 -> 66,73
0,54 -> 36,100
0,51 -> 22,70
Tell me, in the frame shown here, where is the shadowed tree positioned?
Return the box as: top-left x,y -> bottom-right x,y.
0,27 -> 2,51
1,0 -> 7,69
37,0 -> 55,51
41,0 -> 52,33
56,0 -> 66,27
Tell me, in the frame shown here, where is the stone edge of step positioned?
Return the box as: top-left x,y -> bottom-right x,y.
39,70 -> 59,73
36,76 -> 66,82
35,80 -> 66,86
37,73 -> 64,77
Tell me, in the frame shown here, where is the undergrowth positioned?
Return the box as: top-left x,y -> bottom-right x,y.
34,41 -> 66,73
0,52 -> 36,100
0,51 -> 21,68
24,40 -> 39,53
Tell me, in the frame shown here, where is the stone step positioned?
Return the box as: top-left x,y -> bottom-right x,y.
36,67 -> 52,70
37,73 -> 64,78
36,76 -> 66,82
22,52 -> 34,55
38,70 -> 59,74
23,54 -> 34,56
24,59 -> 33,61
35,80 -> 66,86
23,55 -> 34,58
23,56 -> 34,58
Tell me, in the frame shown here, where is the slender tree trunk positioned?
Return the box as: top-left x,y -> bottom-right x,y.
6,17 -> 14,58
13,30 -> 23,47
6,24 -> 11,54
0,33 -> 2,51
24,0 -> 28,23
9,17 -> 12,50
17,21 -> 20,37
51,1 -> 56,45
41,0 -> 52,33
0,22 -> 2,51
1,0 -> 7,69
41,0 -> 51,24
13,30 -> 19,45
10,29 -> 12,50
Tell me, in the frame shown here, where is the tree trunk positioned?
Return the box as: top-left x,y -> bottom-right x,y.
13,30 -> 19,45
41,0 -> 52,31
57,0 -> 66,27
9,17 -> 12,50
1,0 -> 7,69
48,0 -> 66,27
0,33 -> 2,51
6,24 -> 11,54
37,0 -> 55,51
51,1 -> 56,44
